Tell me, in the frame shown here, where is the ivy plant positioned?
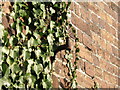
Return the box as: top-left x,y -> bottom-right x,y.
0,1 -> 80,89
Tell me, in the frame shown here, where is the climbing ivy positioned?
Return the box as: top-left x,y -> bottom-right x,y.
0,1 -> 80,89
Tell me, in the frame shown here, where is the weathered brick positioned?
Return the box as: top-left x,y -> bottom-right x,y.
85,61 -> 95,77
95,67 -> 103,79
88,2 -> 100,14
52,74 -> 59,88
91,24 -> 101,36
76,59 -> 85,72
92,55 -> 99,66
91,13 -> 99,24
99,38 -> 106,50
76,71 -> 94,88
77,29 -> 83,43
78,44 -> 93,63
97,47 -> 105,58
106,42 -> 113,54
80,7 -> 91,23
110,55 -> 119,67
70,2 -> 74,11
83,33 -> 92,49
112,45 -> 119,57
74,2 -> 80,16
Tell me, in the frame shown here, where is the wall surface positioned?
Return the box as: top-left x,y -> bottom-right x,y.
53,1 -> 120,88
1,1 -> 120,89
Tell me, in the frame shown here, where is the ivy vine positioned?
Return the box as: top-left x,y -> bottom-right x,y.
0,1 -> 80,89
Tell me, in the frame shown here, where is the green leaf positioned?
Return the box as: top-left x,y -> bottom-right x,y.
24,73 -> 36,88
26,59 -> 34,73
9,36 -> 18,46
28,17 -> 32,25
23,49 -> 31,60
11,63 -> 21,73
50,21 -> 55,30
33,32 -> 40,39
28,37 -> 39,47
0,24 -> 4,38
2,62 -> 9,75
34,63 -> 43,76
11,73 -> 16,81
19,9 -> 27,17
6,56 -> 14,65
2,47 -> 9,55
16,24 -> 22,36
26,26 -> 31,34
50,7 -> 55,14
47,34 -> 55,45
40,4 -> 45,11
10,49 -> 19,58
35,49 -> 41,58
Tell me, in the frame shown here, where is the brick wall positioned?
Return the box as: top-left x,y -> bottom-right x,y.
1,1 -> 120,89
53,1 -> 120,88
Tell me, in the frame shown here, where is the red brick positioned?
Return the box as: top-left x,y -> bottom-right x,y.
80,7 -> 91,23
110,55 -> 119,67
78,2 -> 89,10
91,13 -> 99,24
52,74 -> 59,88
104,51 -> 110,61
76,59 -> 85,72
70,2 -> 74,11
97,48 -> 105,58
99,39 -> 106,50
85,76 -> 94,88
85,62 -> 95,77
92,55 -> 99,66
74,3 -> 80,16
106,43 -> 113,54
83,33 -> 92,49
88,2 -> 100,14
95,67 -> 103,79
76,71 -> 94,88
103,71 -> 111,82
112,46 -> 119,57
77,29 -> 83,43
91,24 -> 101,36
76,71 -> 86,87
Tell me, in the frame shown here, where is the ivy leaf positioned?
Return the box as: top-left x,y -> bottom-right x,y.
26,26 -> 31,34
0,24 -> 4,38
50,21 -> 55,30
23,49 -> 31,60
2,62 -> 9,75
10,49 -> 19,59
19,9 -> 27,17
35,49 -> 41,59
24,73 -> 36,88
9,36 -> 18,46
50,7 -> 55,14
28,17 -> 31,25
47,34 -> 55,45
16,24 -> 22,36
26,59 -> 34,73
2,47 -> 9,55
6,56 -> 14,65
11,63 -> 21,73
11,73 -> 16,81
34,63 -> 43,76
33,32 -> 40,39
40,4 -> 45,11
